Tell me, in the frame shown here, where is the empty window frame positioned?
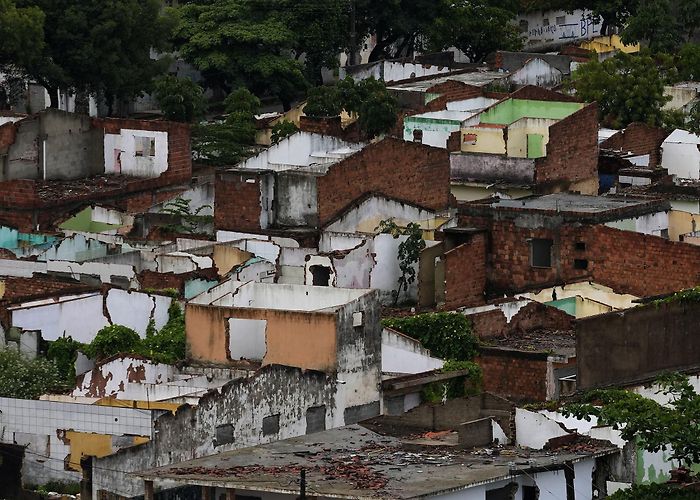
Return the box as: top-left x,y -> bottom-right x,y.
530,238 -> 553,268
134,136 -> 156,157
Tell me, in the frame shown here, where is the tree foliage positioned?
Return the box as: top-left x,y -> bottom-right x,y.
46,336 -> 84,385
305,78 -> 398,138
10,0 -> 175,110
608,483 -> 699,500
427,0 -> 523,63
153,75 -> 207,122
85,325 -> 142,360
382,313 -> 479,361
0,0 -> 44,68
621,0 -> 680,53
563,373 -> 700,466
270,120 -> 298,144
0,349 -> 65,399
174,0 -> 306,109
161,197 -> 213,235
570,52 -> 669,128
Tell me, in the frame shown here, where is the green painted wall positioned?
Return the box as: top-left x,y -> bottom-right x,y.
546,296 -> 577,316
527,134 -> 545,158
0,226 -> 57,254
59,207 -> 122,233
480,99 -> 583,125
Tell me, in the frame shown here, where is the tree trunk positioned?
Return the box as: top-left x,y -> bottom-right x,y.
47,86 -> 59,109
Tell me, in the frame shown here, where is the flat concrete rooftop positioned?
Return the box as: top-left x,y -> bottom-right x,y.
488,193 -> 666,214
388,71 -> 507,93
138,424 -> 617,499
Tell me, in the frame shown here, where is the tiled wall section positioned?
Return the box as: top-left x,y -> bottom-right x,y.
0,398 -> 154,483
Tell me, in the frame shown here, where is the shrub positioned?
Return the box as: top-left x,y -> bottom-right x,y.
85,325 -> 141,360
382,312 -> 479,361
304,85 -> 342,117
421,360 -> 483,403
0,349 -> 65,399
608,483 -> 699,500
47,336 -> 85,385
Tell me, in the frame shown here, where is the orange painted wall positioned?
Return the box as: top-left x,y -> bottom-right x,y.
186,304 -> 338,372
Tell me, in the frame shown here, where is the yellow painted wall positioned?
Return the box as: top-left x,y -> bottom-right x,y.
213,246 -> 254,277
669,210 -> 700,241
581,34 -> 639,54
66,432 -> 114,471
506,118 -> 554,158
95,398 -> 181,413
523,282 -> 638,310
576,296 -> 613,318
451,184 -> 532,202
460,126 -> 506,154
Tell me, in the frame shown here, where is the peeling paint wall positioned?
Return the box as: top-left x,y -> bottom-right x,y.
0,397 -> 153,486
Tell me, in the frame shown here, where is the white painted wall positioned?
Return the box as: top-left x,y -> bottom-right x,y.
662,129 -> 700,180
9,289 -> 172,343
515,408 -> 570,449
325,196 -> 437,234
517,9 -> 600,50
104,129 -> 169,177
156,251 -> 213,273
237,132 -> 362,171
228,318 -> 267,360
507,58 -> 563,87
606,211 -> 669,237
382,328 -> 444,374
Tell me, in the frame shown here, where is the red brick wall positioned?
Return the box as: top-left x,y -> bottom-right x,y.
477,350 -> 549,402
317,138 -> 450,225
0,122 -> 17,149
456,216 -> 700,297
443,233 -> 487,309
91,118 -> 192,185
600,122 -> 669,167
299,116 -> 344,137
468,301 -> 574,339
534,104 -> 599,188
214,171 -> 263,231
0,180 -> 39,209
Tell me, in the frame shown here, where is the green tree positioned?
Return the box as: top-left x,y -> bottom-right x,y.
428,0 -> 523,63
621,0 -> 681,53
0,0 -> 44,68
279,0 -> 349,85
677,43 -> 700,82
0,349 -> 65,399
141,302 -> 186,364
174,0 -> 306,110
153,75 -> 207,123
355,78 -> 399,138
563,373 -> 700,466
608,483 -> 699,500
382,312 -> 479,360
13,0 -> 175,111
304,86 -> 343,118
570,52 -> 669,128
569,0 -> 638,36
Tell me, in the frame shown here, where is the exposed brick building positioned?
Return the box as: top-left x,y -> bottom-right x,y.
0,109 -> 191,230
600,122 -> 670,168
432,195 -> 700,308
215,137 -> 452,235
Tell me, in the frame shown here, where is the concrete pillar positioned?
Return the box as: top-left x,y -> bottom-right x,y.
144,480 -> 154,500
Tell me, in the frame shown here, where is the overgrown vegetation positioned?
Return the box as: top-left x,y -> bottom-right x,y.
382,313 -> 479,361
46,336 -> 84,385
651,286 -> 700,307
608,483 -> 698,500
377,219 -> 426,305
304,78 -> 399,138
0,349 -> 66,399
563,373 -> 700,467
161,197 -> 213,235
421,360 -> 483,403
270,120 -> 298,144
